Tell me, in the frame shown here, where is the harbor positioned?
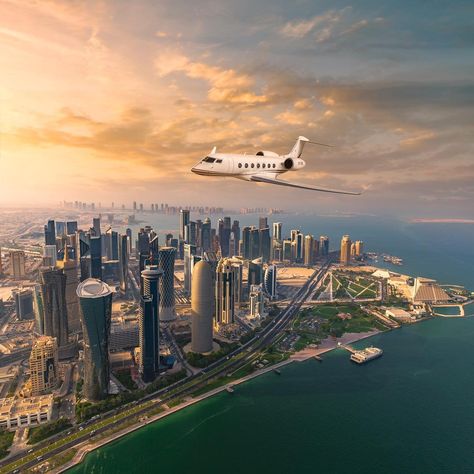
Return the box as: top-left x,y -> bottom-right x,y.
338,343 -> 383,364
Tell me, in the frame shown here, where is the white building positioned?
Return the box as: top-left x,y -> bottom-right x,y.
249,284 -> 265,320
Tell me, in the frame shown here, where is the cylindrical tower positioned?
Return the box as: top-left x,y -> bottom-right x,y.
77,278 -> 112,401
158,247 -> 176,321
191,261 -> 214,353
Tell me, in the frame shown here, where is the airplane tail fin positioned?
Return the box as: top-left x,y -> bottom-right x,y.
288,136 -> 310,159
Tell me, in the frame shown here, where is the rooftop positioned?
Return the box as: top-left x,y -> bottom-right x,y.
76,278 -> 112,298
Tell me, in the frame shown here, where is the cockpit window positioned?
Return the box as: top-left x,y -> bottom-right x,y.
203,157 -> 216,163
216,159 -> 223,163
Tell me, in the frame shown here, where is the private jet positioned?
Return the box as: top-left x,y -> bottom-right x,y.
191,136 -> 360,195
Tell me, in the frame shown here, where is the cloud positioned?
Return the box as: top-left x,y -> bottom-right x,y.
154,51 -> 268,105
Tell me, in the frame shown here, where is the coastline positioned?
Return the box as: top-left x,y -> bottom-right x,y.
55,330 -> 381,473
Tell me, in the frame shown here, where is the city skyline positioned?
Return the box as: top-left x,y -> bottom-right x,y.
1,0 -> 473,216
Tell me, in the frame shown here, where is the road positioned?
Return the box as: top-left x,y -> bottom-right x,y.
0,259 -> 333,473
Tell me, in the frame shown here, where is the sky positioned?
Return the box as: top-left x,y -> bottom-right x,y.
0,0 -> 473,217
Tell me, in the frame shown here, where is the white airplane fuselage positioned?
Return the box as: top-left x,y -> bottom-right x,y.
190,136 -> 360,195
191,153 -> 305,181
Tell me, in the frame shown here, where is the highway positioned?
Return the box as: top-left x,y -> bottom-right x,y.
0,259 -> 333,473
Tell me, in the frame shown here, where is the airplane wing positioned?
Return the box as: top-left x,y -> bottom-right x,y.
250,175 -> 361,195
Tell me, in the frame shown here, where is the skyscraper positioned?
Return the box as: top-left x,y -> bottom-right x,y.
157,247 -> 176,321
340,235 -> 352,265
12,288 -> 34,320
140,265 -> 162,382
319,236 -> 329,256
184,244 -> 196,295
354,240 -> 364,257
77,279 -> 112,401
304,234 -> 315,266
215,258 -> 236,328
248,258 -> 263,293
66,221 -> 78,235
249,227 -> 260,260
295,233 -> 304,263
272,222 -> 282,241
259,217 -> 268,230
29,336 -> 58,396
259,227 -> 271,262
191,261 -> 214,354
264,265 -> 277,300
56,247 -> 80,335
89,235 -> 102,280
231,220 -> 240,255
241,226 -> 251,259
201,218 -> 212,252
39,267 -> 69,347
44,220 -> 56,246
180,209 -> 190,241
9,250 -> 26,279
119,234 -> 129,293
92,217 -> 101,236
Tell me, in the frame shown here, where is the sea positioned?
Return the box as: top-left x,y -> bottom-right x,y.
69,214 -> 474,474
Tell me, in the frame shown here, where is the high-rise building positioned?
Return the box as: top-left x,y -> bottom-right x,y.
12,288 -> 34,320
56,248 -> 80,334
201,218 -> 212,252
259,227 -> 271,262
66,221 -> 78,235
295,233 -> 304,263
215,258 -> 236,328
272,222 -> 282,241
249,284 -> 264,319
241,226 -> 251,259
56,221 -> 66,237
180,209 -> 190,241
44,220 -> 56,246
43,245 -> 57,268
105,229 -> 119,261
39,267 -> 68,347
249,227 -> 260,260
0,247 -> 3,276
90,235 -> 102,280
126,228 -> 133,254
92,217 -> 101,236
77,279 -> 112,401
9,250 -> 26,279
184,244 -> 196,295
319,236 -> 329,256
340,235 -> 352,265
191,261 -> 214,354
259,217 -> 268,230
304,235 -> 315,266
282,239 -> 293,262
248,258 -> 263,293
264,265 -> 277,300
157,247 -> 176,321
119,235 -> 129,293
29,336 -> 58,396
139,265 -> 162,382
354,240 -> 364,257
185,221 -> 197,247
231,221 -> 240,255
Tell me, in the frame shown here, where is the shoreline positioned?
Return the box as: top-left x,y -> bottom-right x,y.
56,330 -> 381,473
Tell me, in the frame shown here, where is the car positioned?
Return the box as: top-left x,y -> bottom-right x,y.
79,426 -> 84,431
36,456 -> 43,461
27,448 -> 33,453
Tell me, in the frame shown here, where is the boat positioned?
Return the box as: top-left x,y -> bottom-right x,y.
350,347 -> 383,364
226,386 -> 235,394
273,369 -> 281,375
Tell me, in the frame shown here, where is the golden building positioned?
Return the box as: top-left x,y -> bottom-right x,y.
29,336 -> 58,396
340,235 -> 352,265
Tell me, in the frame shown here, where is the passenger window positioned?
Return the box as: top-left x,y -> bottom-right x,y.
238,163 -> 242,168
262,163 -> 266,168
245,163 -> 248,168
251,163 -> 255,168
273,164 -> 276,168
257,163 -> 260,168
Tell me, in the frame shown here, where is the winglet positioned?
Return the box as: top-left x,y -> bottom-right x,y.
210,146 -> 217,154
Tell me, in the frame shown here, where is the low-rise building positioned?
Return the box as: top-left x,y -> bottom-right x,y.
0,394 -> 54,430
385,307 -> 416,322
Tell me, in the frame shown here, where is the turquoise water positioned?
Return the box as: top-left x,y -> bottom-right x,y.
69,218 -> 474,474
71,318 -> 474,474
